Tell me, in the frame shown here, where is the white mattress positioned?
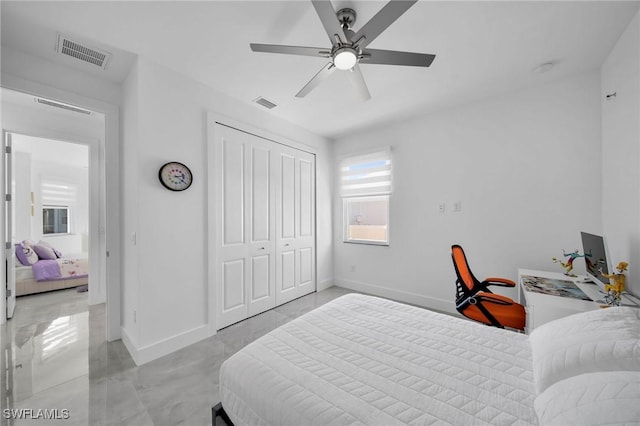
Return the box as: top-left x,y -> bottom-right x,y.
219,293 -> 537,425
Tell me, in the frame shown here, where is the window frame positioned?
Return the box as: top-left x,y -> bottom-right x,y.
42,205 -> 71,235
342,195 -> 390,246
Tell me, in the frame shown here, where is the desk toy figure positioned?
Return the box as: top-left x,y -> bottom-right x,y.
601,261 -> 628,307
552,249 -> 585,277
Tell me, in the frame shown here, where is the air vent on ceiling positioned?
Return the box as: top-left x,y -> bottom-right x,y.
56,34 -> 111,69
35,97 -> 92,115
253,97 -> 277,110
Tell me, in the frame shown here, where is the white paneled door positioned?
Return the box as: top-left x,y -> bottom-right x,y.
275,144 -> 315,306
214,124 -> 315,329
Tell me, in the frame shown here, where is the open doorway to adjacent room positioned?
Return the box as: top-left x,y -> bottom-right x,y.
1,87 -> 109,410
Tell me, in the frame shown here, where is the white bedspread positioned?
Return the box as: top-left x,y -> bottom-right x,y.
219,293 -> 537,425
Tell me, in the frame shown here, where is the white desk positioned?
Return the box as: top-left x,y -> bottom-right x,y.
517,269 -> 603,332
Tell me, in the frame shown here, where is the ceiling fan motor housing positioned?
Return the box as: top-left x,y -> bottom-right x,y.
337,8 -> 356,29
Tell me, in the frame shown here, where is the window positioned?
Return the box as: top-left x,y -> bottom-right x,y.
340,149 -> 392,245
43,206 -> 69,234
41,179 -> 76,235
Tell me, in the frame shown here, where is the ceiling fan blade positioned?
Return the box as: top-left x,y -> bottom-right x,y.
296,62 -> 335,98
361,48 -> 435,67
352,0 -> 418,49
250,43 -> 330,58
347,65 -> 371,101
311,0 -> 348,44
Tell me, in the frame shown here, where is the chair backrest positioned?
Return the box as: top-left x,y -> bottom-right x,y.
451,245 -> 481,299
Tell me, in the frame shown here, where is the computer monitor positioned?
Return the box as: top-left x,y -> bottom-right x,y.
580,231 -> 613,288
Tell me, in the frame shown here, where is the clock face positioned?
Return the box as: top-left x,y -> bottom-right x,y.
159,162 -> 193,191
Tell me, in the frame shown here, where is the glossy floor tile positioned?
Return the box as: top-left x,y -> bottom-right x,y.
1,286 -> 353,426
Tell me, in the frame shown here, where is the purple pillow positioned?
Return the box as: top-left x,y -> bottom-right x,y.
33,244 -> 57,260
15,242 -> 38,265
37,240 -> 62,258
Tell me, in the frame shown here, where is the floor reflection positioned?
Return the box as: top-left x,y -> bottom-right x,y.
0,286 -> 353,425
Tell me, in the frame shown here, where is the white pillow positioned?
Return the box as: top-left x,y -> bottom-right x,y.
534,371 -> 640,426
529,307 -> 640,394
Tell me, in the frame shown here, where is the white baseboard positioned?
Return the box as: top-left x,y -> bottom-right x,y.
317,278 -> 334,292
334,278 -> 457,315
121,324 -> 210,366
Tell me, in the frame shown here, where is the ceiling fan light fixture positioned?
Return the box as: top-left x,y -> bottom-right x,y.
333,47 -> 357,70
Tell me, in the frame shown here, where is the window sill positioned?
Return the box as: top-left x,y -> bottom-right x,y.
343,240 -> 389,246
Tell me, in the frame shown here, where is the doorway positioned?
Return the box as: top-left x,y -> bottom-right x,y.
8,133 -> 92,314
1,88 -> 108,326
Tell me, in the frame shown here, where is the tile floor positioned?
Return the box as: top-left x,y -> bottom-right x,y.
1,286 -> 353,426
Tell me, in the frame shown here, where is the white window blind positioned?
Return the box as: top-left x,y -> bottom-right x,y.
340,149 -> 392,197
41,180 -> 77,206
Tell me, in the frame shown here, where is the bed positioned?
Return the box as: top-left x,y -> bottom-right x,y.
15,258 -> 89,296
215,293 -> 640,426
14,240 -> 89,297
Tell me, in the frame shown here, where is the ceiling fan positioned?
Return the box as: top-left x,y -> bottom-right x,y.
250,0 -> 435,101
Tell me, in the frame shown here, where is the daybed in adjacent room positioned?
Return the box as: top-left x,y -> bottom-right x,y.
14,240 -> 89,296
215,293 -> 640,425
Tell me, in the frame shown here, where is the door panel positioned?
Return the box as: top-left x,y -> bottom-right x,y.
280,154 -> 295,240
251,255 -> 270,300
248,252 -> 274,316
299,159 -> 313,237
222,139 -> 244,246
216,125 -> 276,329
280,250 -> 295,291
251,146 -> 270,243
296,154 -> 315,298
246,137 -> 276,317
275,145 -> 316,304
299,247 -> 313,286
222,259 -> 245,310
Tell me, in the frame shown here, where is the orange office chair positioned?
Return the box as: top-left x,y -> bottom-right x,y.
451,244 -> 526,331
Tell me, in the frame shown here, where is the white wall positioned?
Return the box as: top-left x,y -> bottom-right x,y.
333,71 -> 602,313
120,60 -> 140,345
1,46 -> 121,106
120,56 -> 333,364
601,10 -> 640,296
31,158 -> 89,254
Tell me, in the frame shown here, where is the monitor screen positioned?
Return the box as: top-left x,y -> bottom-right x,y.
581,232 -> 612,288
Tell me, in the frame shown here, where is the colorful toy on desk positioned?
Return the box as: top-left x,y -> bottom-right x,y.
600,261 -> 628,307
552,249 -> 585,277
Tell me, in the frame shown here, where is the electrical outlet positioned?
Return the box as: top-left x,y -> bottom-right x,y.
453,201 -> 462,212
438,203 -> 446,213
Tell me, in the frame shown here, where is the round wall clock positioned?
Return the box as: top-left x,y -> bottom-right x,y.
159,162 -> 193,191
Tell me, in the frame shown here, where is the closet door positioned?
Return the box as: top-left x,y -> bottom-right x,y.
275,145 -> 316,305
215,125 -> 276,329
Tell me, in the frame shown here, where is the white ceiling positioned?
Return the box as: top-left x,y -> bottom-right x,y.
2,1 -> 638,139
12,133 -> 89,169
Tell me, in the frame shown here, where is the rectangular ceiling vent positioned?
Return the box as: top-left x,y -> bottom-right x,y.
253,97 -> 277,110
56,34 -> 111,69
35,97 -> 92,115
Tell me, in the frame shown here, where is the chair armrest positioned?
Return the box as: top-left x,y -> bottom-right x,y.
482,277 -> 516,287
476,292 -> 513,306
